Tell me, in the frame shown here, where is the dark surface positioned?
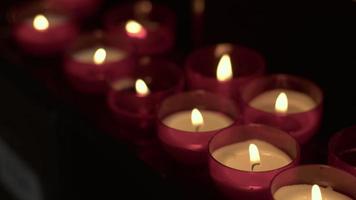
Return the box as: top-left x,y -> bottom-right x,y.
0,0 -> 354,199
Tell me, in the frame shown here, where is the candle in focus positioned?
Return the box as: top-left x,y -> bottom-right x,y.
216,54 -> 233,82
249,89 -> 317,114
162,108 -> 233,132
274,184 -> 352,200
212,139 -> 292,171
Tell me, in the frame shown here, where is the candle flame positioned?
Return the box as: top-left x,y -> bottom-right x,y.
125,20 -> 147,39
216,54 -> 233,82
93,48 -> 107,65
312,185 -> 322,200
249,143 -> 261,166
275,92 -> 288,113
135,79 -> 150,97
191,108 -> 204,128
33,14 -> 49,31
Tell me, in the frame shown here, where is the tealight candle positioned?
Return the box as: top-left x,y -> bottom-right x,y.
11,3 -> 78,55
241,74 -> 323,144
107,58 -> 184,144
104,1 -> 176,56
185,43 -> 266,98
270,165 -> 356,200
329,126 -> 356,177
157,91 -> 240,166
209,124 -> 300,200
64,32 -> 134,94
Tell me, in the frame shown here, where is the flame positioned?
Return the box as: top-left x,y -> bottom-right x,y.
249,143 -> 261,166
135,79 -> 150,97
275,92 -> 288,113
33,14 -> 49,31
93,48 -> 107,65
125,20 -> 147,39
216,54 -> 233,82
312,185 -> 322,200
191,108 -> 204,128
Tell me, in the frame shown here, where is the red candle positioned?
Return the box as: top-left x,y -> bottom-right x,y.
240,74 -> 323,144
329,126 -> 356,177
46,0 -> 101,19
185,43 -> 266,98
157,90 -> 241,166
11,3 -> 78,55
107,58 -> 184,144
270,165 -> 356,200
104,0 -> 176,56
64,32 -> 134,94
209,124 -> 300,200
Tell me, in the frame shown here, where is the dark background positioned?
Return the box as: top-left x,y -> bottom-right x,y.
0,0 -> 354,199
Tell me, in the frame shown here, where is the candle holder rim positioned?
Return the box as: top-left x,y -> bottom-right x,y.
208,123 -> 301,174
241,73 -> 324,116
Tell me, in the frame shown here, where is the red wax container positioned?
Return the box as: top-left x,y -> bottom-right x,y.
185,43 -> 266,98
209,124 -> 300,200
241,74 -> 323,144
157,90 -> 241,166
107,58 -> 184,143
64,32 -> 134,94
46,0 -> 101,19
270,165 -> 356,200
329,126 -> 356,177
104,0 -> 176,56
11,2 -> 78,56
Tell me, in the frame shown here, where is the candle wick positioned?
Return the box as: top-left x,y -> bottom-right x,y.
251,163 -> 260,171
195,125 -> 201,132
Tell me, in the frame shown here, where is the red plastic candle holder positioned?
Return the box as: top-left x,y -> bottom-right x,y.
107,58 -> 184,143
329,126 -> 356,177
241,74 -> 323,144
11,2 -> 79,56
64,32 -> 134,94
209,124 -> 300,200
157,90 -> 241,166
104,1 -> 176,56
185,43 -> 266,98
46,0 -> 101,19
270,165 -> 356,200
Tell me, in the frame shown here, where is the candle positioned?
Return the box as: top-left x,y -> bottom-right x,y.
209,124 -> 300,200
270,165 -> 356,200
329,126 -> 356,177
212,139 -> 292,172
107,58 -> 184,144
104,1 -> 176,56
241,74 -> 323,144
274,184 -> 352,200
185,43 -> 266,98
162,109 -> 233,132
64,32 -> 134,94
157,91 -> 240,165
249,89 -> 317,114
12,6 -> 78,55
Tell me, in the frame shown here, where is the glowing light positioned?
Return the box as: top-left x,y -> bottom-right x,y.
125,20 -> 147,39
311,185 -> 322,200
191,108 -> 204,128
33,14 -> 49,31
135,79 -> 150,97
93,48 -> 107,65
216,54 -> 233,82
249,143 -> 261,167
275,92 -> 288,113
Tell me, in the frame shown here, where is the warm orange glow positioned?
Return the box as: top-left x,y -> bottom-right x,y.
311,185 -> 322,200
125,20 -> 147,39
249,143 -> 261,166
134,0 -> 153,16
93,48 -> 106,65
191,108 -> 204,128
135,79 -> 150,97
216,54 -> 233,82
193,0 -> 205,14
275,92 -> 288,113
33,14 -> 49,31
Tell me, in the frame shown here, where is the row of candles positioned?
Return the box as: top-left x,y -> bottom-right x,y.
9,0 -> 356,199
